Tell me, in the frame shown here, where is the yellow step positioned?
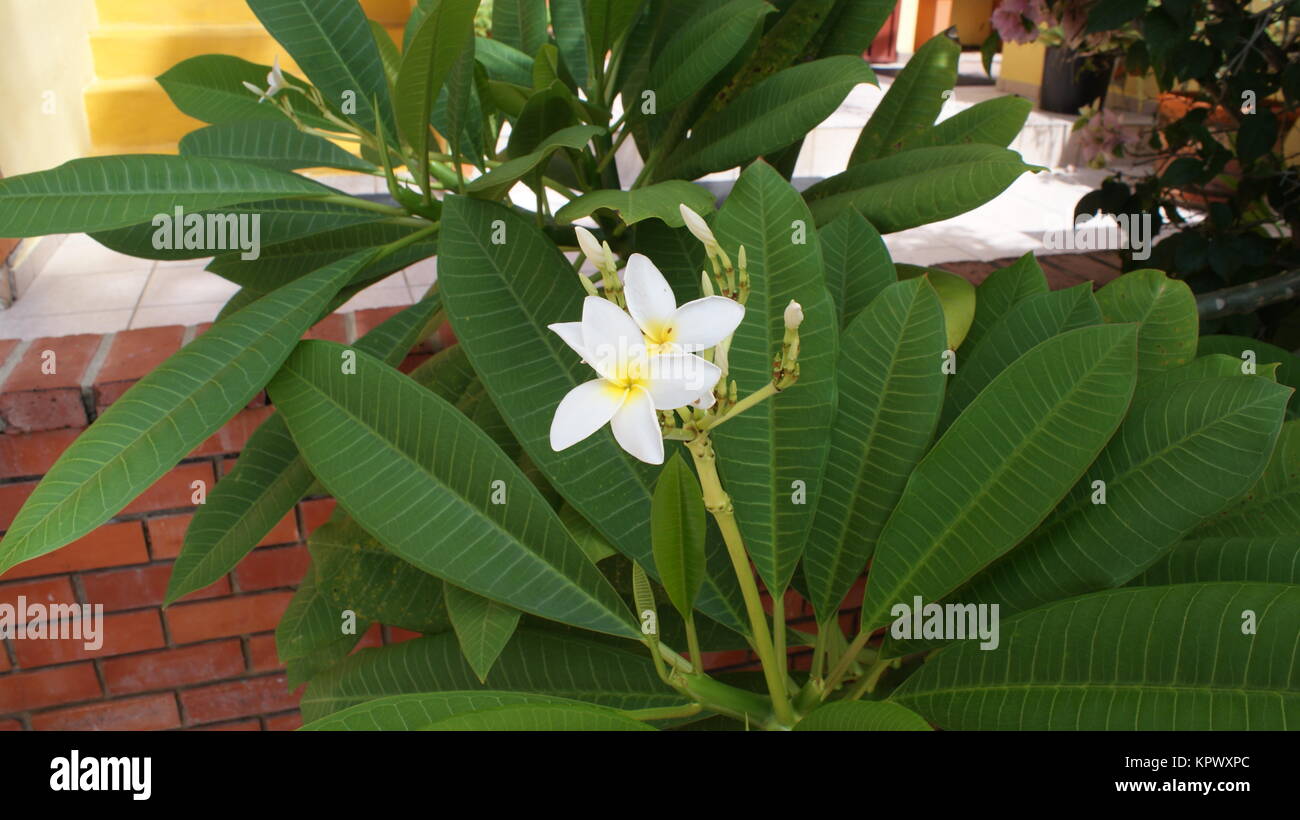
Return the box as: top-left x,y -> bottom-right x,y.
94,0 -> 412,26
85,78 -> 209,149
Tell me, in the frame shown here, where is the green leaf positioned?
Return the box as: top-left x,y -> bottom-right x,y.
248,0 -> 395,134
645,0 -> 774,110
858,324 -> 1139,634
179,121 -> 373,173
1132,537 -> 1300,586
849,32 -> 959,163
939,283 -> 1102,428
1198,335 -> 1300,416
803,278 -> 947,619
1095,268 -> 1198,380
802,144 -> 1042,230
300,629 -> 685,721
424,700 -> 657,730
956,375 -> 1291,617
492,0 -> 549,56
659,57 -> 875,181
897,95 -> 1033,152
369,20 -> 401,85
89,198 -> 383,261
467,124 -> 604,199
436,195 -> 749,634
444,582 -> 523,683
268,340 -> 638,638
651,453 -> 707,619
710,162 -> 838,594
300,691 -> 612,730
475,36 -> 536,87
0,254 -> 362,576
395,0 -> 479,193
892,583 -> 1300,730
0,156 -> 330,237
156,54 -> 330,128
962,251 -> 1047,351
550,0 -> 589,88
584,0 -> 643,69
818,0 -> 896,57
276,564 -> 372,687
818,206 -> 895,329
795,699 -> 932,731
309,515 -> 451,634
895,265 -> 975,350
1190,419 -> 1299,538
560,505 -> 619,564
554,180 -> 715,228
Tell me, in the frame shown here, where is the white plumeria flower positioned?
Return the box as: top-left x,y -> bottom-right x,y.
548,296 -> 725,465
242,56 -> 287,103
622,253 -> 743,355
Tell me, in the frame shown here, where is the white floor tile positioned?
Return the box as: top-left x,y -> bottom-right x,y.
129,303 -> 225,329
336,282 -> 416,313
139,264 -> 241,306
41,233 -> 154,276
1,269 -> 151,318
0,310 -> 135,340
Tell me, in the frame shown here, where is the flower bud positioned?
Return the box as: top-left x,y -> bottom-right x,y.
679,204 -> 719,254
784,300 -> 804,330
574,225 -> 605,264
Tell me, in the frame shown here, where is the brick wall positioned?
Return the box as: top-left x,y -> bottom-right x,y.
0,307 -> 435,731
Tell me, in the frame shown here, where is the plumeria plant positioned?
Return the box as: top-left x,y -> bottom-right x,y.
0,0 -> 1297,730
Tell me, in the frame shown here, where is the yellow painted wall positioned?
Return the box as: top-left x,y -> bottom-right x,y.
952,0 -> 993,46
0,0 -> 98,175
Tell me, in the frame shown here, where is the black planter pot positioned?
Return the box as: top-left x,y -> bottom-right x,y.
1040,46 -> 1113,114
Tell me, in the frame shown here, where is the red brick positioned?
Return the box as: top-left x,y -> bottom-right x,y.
180,673 -> 298,725
190,405 -> 275,457
352,307 -> 404,339
12,609 -> 164,667
102,640 -> 244,695
0,577 -> 77,611
81,563 -> 230,612
191,719 -> 261,731
247,633 -> 280,671
304,313 -> 348,343
0,645 -> 10,672
298,498 -> 336,534
265,711 -> 301,731
32,693 -> 181,730
0,663 -> 100,712
0,335 -> 101,432
146,510 -> 296,560
0,480 -> 35,530
92,326 -> 186,412
166,592 -> 293,644
235,545 -> 308,592
0,521 -> 148,581
119,462 -> 215,516
937,260 -> 997,286
0,718 -> 21,730
398,352 -> 431,374
0,428 -> 79,479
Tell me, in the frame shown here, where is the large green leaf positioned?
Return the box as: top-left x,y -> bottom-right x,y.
939,283 -> 1102,428
898,95 -> 1033,152
156,54 -> 330,128
395,0 -> 479,194
803,144 -> 1041,230
1132,537 -> 1300,586
892,583 -> 1300,730
849,32 -> 959,163
857,324 -> 1140,633
436,195 -> 748,633
1095,268 -> 1198,380
818,0 -> 896,57
584,0 -> 643,70
308,514 -> 451,635
267,340 -> 637,638
0,156 -> 331,237
795,699 -> 931,731
895,265 -> 975,350
178,120 -> 373,172
492,0 -> 549,56
962,251 -> 1047,351
550,0 -> 589,88
651,453 -> 707,620
1190,418 -> 1299,538
300,691 -> 580,730
659,57 -> 876,181
644,0 -> 774,110
710,162 -> 838,594
1198,335 -> 1300,417
955,375 -> 1291,617
803,278 -> 946,620
818,206 -> 895,329
276,563 -> 372,688
300,629 -> 685,721
425,700 -> 656,730
554,180 -> 715,228
248,0 -> 394,134
0,254 -> 362,576
444,582 -> 522,683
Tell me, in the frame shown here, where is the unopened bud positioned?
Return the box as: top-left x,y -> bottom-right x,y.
784,300 -> 804,330
679,204 -> 719,254
700,270 -> 714,297
574,225 -> 604,264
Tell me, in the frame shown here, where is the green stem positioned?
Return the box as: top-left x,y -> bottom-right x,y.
810,621 -> 830,679
702,383 -> 778,431
311,193 -> 410,217
371,222 -> 438,262
844,655 -> 894,701
823,629 -> 873,697
686,435 -> 795,727
621,703 -> 703,722
684,613 -> 704,674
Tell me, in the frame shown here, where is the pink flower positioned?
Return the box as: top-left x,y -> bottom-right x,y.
993,0 -> 1049,44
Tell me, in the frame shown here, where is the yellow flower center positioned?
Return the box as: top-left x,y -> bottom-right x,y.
640,320 -> 676,355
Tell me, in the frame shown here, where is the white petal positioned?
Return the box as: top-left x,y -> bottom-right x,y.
623,253 -> 677,338
581,296 -> 644,379
548,321 -> 589,360
550,379 -> 626,451
574,225 -> 605,263
669,296 -> 745,351
690,391 -> 716,410
610,386 -> 664,464
644,353 -> 721,409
